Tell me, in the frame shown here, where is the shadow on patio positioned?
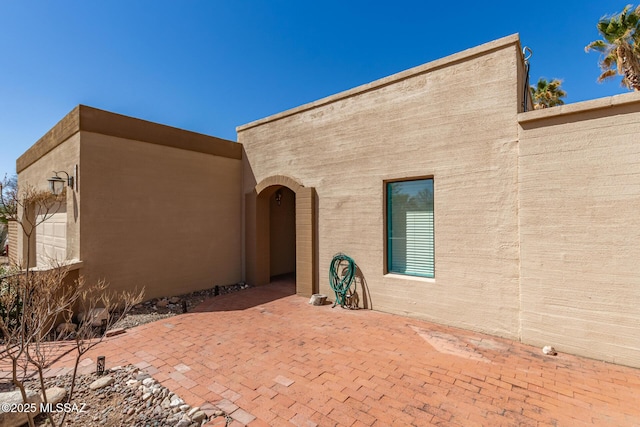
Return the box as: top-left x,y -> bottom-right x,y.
192,274 -> 296,313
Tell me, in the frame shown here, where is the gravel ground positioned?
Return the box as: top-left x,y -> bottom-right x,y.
2,283 -> 251,426
25,365 -> 231,427
111,282 -> 250,330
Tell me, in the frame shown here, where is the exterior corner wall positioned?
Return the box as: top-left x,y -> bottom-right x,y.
295,186 -> 316,297
15,133 -> 81,268
79,131 -> 243,300
518,93 -> 640,368
243,190 -> 257,286
239,39 -> 523,338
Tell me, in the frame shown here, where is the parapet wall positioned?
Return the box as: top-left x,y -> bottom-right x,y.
518,92 -> 640,367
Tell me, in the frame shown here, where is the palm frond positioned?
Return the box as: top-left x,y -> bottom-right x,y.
587,4 -> 640,89
531,77 -> 566,109
585,40 -> 608,53
597,69 -> 618,82
601,53 -> 617,70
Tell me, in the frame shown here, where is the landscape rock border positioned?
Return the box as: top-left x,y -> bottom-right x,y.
20,365 -> 228,426
1,282 -> 252,426
110,282 -> 251,331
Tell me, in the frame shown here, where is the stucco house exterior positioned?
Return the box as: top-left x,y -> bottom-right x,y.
11,34 -> 640,368
12,106 -> 243,298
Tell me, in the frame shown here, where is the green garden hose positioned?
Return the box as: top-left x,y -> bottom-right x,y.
329,253 -> 356,308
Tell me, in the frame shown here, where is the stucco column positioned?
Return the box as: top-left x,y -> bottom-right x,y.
295,186 -> 316,297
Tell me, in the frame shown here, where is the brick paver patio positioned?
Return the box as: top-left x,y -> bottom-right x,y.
4,276 -> 640,426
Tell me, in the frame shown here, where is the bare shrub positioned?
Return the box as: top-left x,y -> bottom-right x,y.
0,178 -> 144,427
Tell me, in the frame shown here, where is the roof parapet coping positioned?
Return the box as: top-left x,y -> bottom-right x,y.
17,105 -> 241,173
237,33 -> 522,132
518,91 -> 640,125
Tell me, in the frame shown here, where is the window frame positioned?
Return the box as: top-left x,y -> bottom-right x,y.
384,176 -> 435,278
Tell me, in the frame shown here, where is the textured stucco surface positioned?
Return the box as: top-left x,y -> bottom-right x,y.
79,132 -> 243,300
518,93 -> 640,367
16,133 -> 81,267
15,105 -> 243,301
239,35 -> 524,339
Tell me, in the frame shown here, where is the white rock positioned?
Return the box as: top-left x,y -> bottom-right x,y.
542,345 -> 558,356
187,406 -> 200,417
161,396 -> 171,409
142,392 -> 152,401
309,294 -> 327,306
191,410 -> 207,423
126,379 -> 140,388
169,397 -> 184,408
179,404 -> 190,412
89,376 -> 114,390
43,386 -> 66,405
142,377 -> 156,387
78,308 -> 109,327
56,322 -> 77,334
0,389 -> 41,427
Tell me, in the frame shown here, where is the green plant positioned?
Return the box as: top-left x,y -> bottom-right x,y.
531,78 -> 567,109
586,5 -> 640,90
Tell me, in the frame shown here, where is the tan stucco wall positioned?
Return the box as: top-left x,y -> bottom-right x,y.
16,133 -> 81,267
518,93 -> 640,367
16,105 -> 243,301
239,35 -> 524,338
79,131 -> 243,300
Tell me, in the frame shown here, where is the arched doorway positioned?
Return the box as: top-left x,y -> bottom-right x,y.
268,186 -> 296,279
245,175 -> 316,297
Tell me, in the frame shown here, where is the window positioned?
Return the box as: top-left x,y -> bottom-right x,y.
386,178 -> 434,278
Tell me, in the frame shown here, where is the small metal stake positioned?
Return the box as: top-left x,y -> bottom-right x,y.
182,300 -> 187,313
214,285 -> 219,296
96,356 -> 105,376
100,318 -> 107,335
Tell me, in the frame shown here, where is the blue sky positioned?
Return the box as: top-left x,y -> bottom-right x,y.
0,1 -> 634,179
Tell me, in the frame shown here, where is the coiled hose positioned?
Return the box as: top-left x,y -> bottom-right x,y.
329,253 -> 356,308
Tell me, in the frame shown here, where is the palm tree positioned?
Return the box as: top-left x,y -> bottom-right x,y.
585,5 -> 640,91
531,78 -> 566,109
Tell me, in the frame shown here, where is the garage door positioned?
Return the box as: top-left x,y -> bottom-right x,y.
35,208 -> 67,267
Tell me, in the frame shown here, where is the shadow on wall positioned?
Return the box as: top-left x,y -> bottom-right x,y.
329,257 -> 372,310
351,265 -> 372,310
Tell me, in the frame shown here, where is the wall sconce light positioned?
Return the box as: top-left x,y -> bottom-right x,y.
47,170 -> 74,195
275,189 -> 282,206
